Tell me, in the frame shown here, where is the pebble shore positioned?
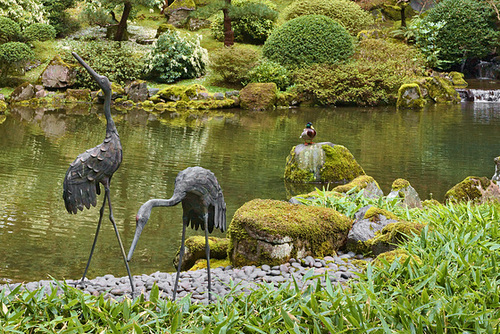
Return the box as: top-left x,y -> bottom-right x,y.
1,251 -> 371,303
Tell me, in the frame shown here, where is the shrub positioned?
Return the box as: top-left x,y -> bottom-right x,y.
293,39 -> 424,106
23,23 -> 56,42
42,0 -> 80,37
243,59 -> 291,90
209,45 -> 260,85
211,0 -> 278,44
263,15 -> 353,68
0,0 -> 48,29
282,0 -> 373,35
145,30 -> 208,83
421,0 -> 499,69
0,41 -> 35,77
0,16 -> 21,43
63,41 -> 146,90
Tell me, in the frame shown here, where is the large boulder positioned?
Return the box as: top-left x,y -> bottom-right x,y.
228,199 -> 352,267
239,83 -> 277,111
284,142 -> 365,184
173,236 -> 229,271
10,82 -> 35,102
165,0 -> 196,28
387,178 -> 422,208
40,55 -> 77,89
444,176 -> 500,203
125,80 -> 149,102
396,83 -> 426,109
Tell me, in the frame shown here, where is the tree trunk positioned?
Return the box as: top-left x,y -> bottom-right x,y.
223,0 -> 234,47
115,1 -> 132,41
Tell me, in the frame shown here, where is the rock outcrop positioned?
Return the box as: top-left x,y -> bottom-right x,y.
444,176 -> 500,203
387,178 -> 422,208
40,55 -> 77,89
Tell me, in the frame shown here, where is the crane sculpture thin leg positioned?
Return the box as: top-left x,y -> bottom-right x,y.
173,219 -> 188,301
204,213 -> 212,301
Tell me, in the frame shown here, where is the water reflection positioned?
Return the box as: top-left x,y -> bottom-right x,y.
1,103 -> 500,282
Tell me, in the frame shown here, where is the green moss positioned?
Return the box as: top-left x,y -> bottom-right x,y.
111,83 -> 125,96
373,249 -> 422,267
175,236 -> 229,270
284,146 -> 315,183
165,0 -> 196,13
320,144 -> 365,183
422,76 -> 460,103
0,100 -> 7,113
364,207 -> 399,222
228,199 -> 352,266
189,258 -> 231,271
333,175 -> 380,193
392,178 -> 410,191
397,83 -> 426,109
65,89 -> 91,102
449,71 -> 468,87
444,176 -> 492,203
370,221 -> 425,245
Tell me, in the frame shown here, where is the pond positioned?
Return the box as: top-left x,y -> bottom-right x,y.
1,101 -> 500,283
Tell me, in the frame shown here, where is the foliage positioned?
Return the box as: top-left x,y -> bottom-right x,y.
0,0 -> 48,29
42,0 -> 80,37
210,0 -> 278,44
23,23 -> 56,42
1,200 -> 500,331
282,0 -> 374,35
0,17 -> 21,43
145,30 -> 208,83
407,17 -> 449,69
243,59 -> 291,90
293,39 -> 424,106
263,14 -> 354,68
421,0 -> 500,69
0,41 -> 35,77
209,45 -> 260,85
62,41 -> 147,90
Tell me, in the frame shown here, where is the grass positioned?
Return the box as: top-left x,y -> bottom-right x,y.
1,196 -> 500,332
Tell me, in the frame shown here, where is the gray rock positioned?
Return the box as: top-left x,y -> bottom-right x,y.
10,83 -> 35,102
125,81 -> 149,103
41,57 -> 77,89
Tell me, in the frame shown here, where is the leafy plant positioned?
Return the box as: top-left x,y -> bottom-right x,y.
282,0 -> 374,35
0,0 -> 48,29
145,30 -> 208,83
209,45 -> 260,85
42,0 -> 80,37
0,41 -> 35,77
243,59 -> 291,90
421,0 -> 500,69
263,14 -> 354,68
210,0 -> 278,44
23,23 -> 56,42
0,16 -> 21,43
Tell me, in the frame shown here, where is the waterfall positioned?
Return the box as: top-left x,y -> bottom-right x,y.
457,88 -> 500,102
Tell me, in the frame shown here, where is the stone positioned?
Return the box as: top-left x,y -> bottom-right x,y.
10,82 -> 35,102
284,142 -> 365,183
187,17 -> 211,31
228,199 -> 352,267
396,83 -> 426,109
387,178 -> 422,208
165,0 -> 196,28
333,175 -> 383,198
444,176 -> 500,203
41,55 -> 77,89
239,83 -> 277,111
65,89 -> 91,103
173,236 -> 229,271
125,80 -> 149,103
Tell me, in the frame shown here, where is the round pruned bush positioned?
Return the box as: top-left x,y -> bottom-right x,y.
263,14 -> 354,68
64,41 -> 147,90
145,30 -> 208,83
209,45 -> 260,85
211,0 -> 278,44
0,16 -> 21,43
243,59 -> 291,90
0,41 -> 35,77
282,0 -> 373,35
421,0 -> 499,69
23,23 -> 56,42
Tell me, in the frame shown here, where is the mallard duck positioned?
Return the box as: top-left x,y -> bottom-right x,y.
300,122 -> 316,145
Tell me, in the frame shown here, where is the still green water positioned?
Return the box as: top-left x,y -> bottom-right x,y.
0,102 -> 499,283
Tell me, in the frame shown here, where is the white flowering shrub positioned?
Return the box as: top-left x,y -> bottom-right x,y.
146,30 -> 208,83
0,0 -> 48,29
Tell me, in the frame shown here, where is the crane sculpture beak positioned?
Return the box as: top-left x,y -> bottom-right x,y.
127,219 -> 147,262
72,52 -> 101,84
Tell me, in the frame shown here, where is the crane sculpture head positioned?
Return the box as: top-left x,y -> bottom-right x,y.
127,202 -> 154,261
71,52 -> 112,95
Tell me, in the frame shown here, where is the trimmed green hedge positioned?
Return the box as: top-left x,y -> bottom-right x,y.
23,23 -> 56,42
263,14 -> 353,68
0,16 -> 21,43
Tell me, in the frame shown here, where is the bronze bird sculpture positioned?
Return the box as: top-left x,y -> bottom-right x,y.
63,52 -> 134,293
300,122 -> 316,145
127,166 -> 226,301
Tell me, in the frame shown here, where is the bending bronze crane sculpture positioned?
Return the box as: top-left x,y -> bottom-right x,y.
127,166 -> 226,301
63,52 -> 134,293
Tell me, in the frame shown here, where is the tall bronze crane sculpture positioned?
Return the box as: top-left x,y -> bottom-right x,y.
63,52 -> 134,293
127,166 -> 226,301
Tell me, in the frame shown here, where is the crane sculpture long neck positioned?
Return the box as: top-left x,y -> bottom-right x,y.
103,89 -> 116,134
139,197 -> 183,215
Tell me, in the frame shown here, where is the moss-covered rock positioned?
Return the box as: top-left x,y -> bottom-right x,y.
156,84 -> 209,102
448,71 -> 468,87
333,175 -> 383,198
444,176 -> 494,203
172,236 -> 229,271
189,258 -> 231,271
0,100 -> 6,113
387,178 -> 422,208
40,55 -> 77,89
367,221 -> 425,255
284,142 -> 365,184
155,23 -> 176,38
373,249 -> 422,268
239,83 -> 278,111
396,83 -> 426,109
228,199 -> 352,267
65,89 -> 91,103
